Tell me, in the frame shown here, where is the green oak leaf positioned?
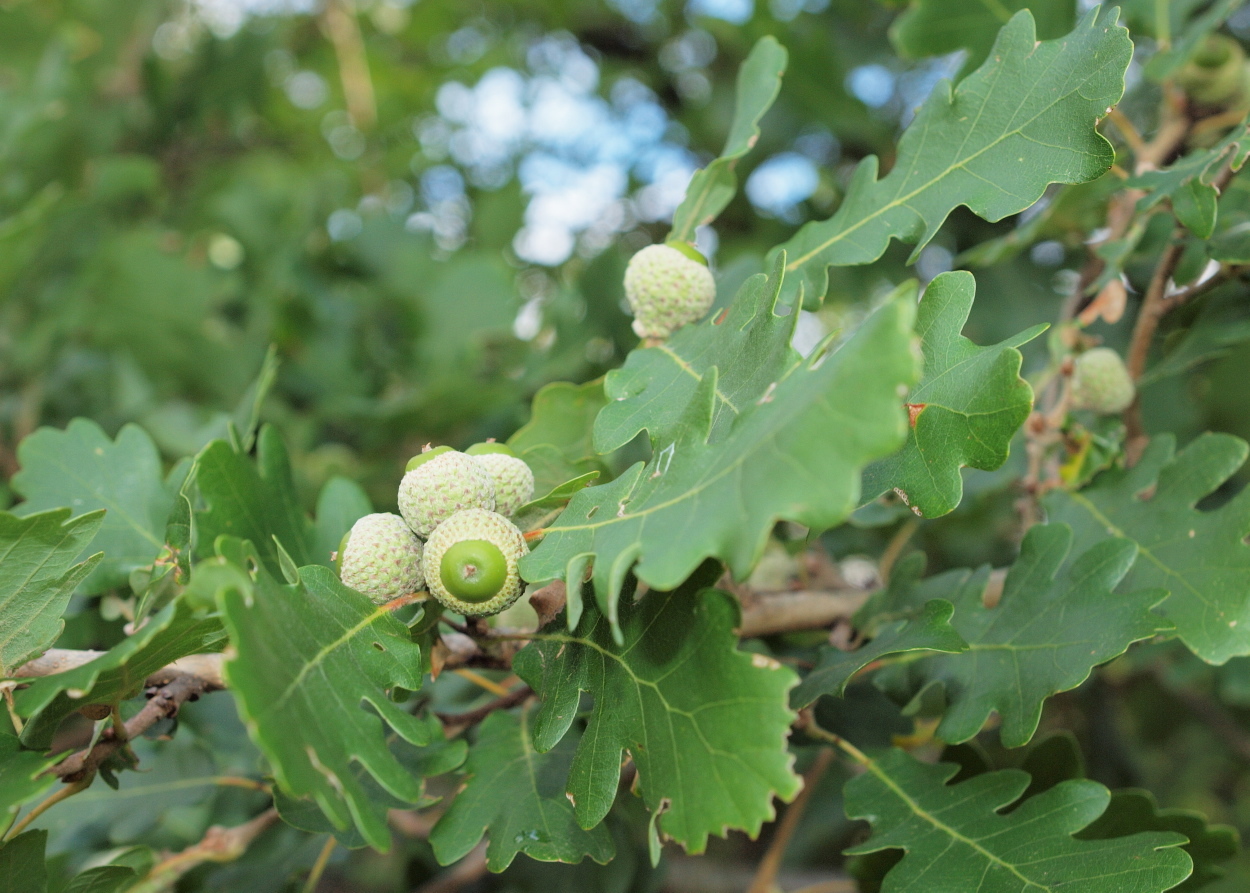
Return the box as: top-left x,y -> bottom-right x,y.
430,708 -> 616,872
193,424 -> 317,576
521,262 -> 917,630
860,271 -> 1043,518
870,524 -> 1170,747
0,830 -> 47,893
1125,122 -> 1250,239
0,829 -> 140,893
509,380 -> 613,495
594,255 -> 801,455
15,595 -> 225,750
214,540 -> 429,851
514,578 -> 802,854
0,509 -> 104,675
0,728 -> 58,827
12,420 -> 175,595
669,36 -> 787,243
891,0 -> 1076,75
1078,789 -> 1239,891
768,7 -> 1131,306
1044,433 -> 1250,664
511,471 -> 600,535
274,717 -> 466,850
791,599 -> 967,707
844,747 -> 1192,892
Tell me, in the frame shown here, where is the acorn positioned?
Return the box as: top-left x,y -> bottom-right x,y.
1178,35 -> 1249,107
398,446 -> 495,538
1069,347 -> 1135,415
336,513 -> 425,604
623,242 -> 716,341
422,508 -> 528,617
466,442 -> 535,517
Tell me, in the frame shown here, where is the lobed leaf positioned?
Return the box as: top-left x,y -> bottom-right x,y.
669,36 -> 787,243
214,540 -> 429,851
844,747 -> 1192,892
514,577 -> 801,854
866,524 -> 1171,747
593,259 -> 801,455
0,509 -> 103,675
1044,433 -> 1250,664
768,7 -> 1131,306
193,425 -> 317,576
12,420 -> 174,595
791,599 -> 967,708
860,271 -> 1043,518
521,256 -> 918,630
430,708 -> 615,872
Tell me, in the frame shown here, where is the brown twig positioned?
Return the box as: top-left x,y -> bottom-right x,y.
747,749 -> 836,893
435,686 -> 532,732
738,590 -> 872,638
53,673 -> 206,781
5,776 -> 92,839
130,808 -> 279,892
302,835 -> 337,893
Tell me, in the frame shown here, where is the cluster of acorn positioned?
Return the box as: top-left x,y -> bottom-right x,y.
335,443 -> 535,618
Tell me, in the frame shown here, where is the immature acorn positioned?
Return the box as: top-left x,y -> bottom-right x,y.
336,513 -> 425,604
466,442 -> 535,517
423,508 -> 528,617
398,446 -> 496,537
623,242 -> 716,341
1069,347 -> 1136,415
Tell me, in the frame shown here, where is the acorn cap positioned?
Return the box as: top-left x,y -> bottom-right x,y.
423,508 -> 527,617
337,513 -> 425,605
398,449 -> 496,537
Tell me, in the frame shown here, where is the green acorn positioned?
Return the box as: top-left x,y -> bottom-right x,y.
398,446 -> 496,538
336,513 -> 425,604
423,508 -> 528,617
623,242 -> 716,341
466,442 -> 535,517
1069,347 -> 1135,415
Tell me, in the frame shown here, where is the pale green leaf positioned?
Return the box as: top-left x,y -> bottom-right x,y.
593,258 -> 801,455
15,596 -> 225,750
0,509 -> 104,675
768,7 -> 1131,306
509,380 -> 613,495
312,476 -> 372,569
12,420 -> 174,594
669,37 -> 787,243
